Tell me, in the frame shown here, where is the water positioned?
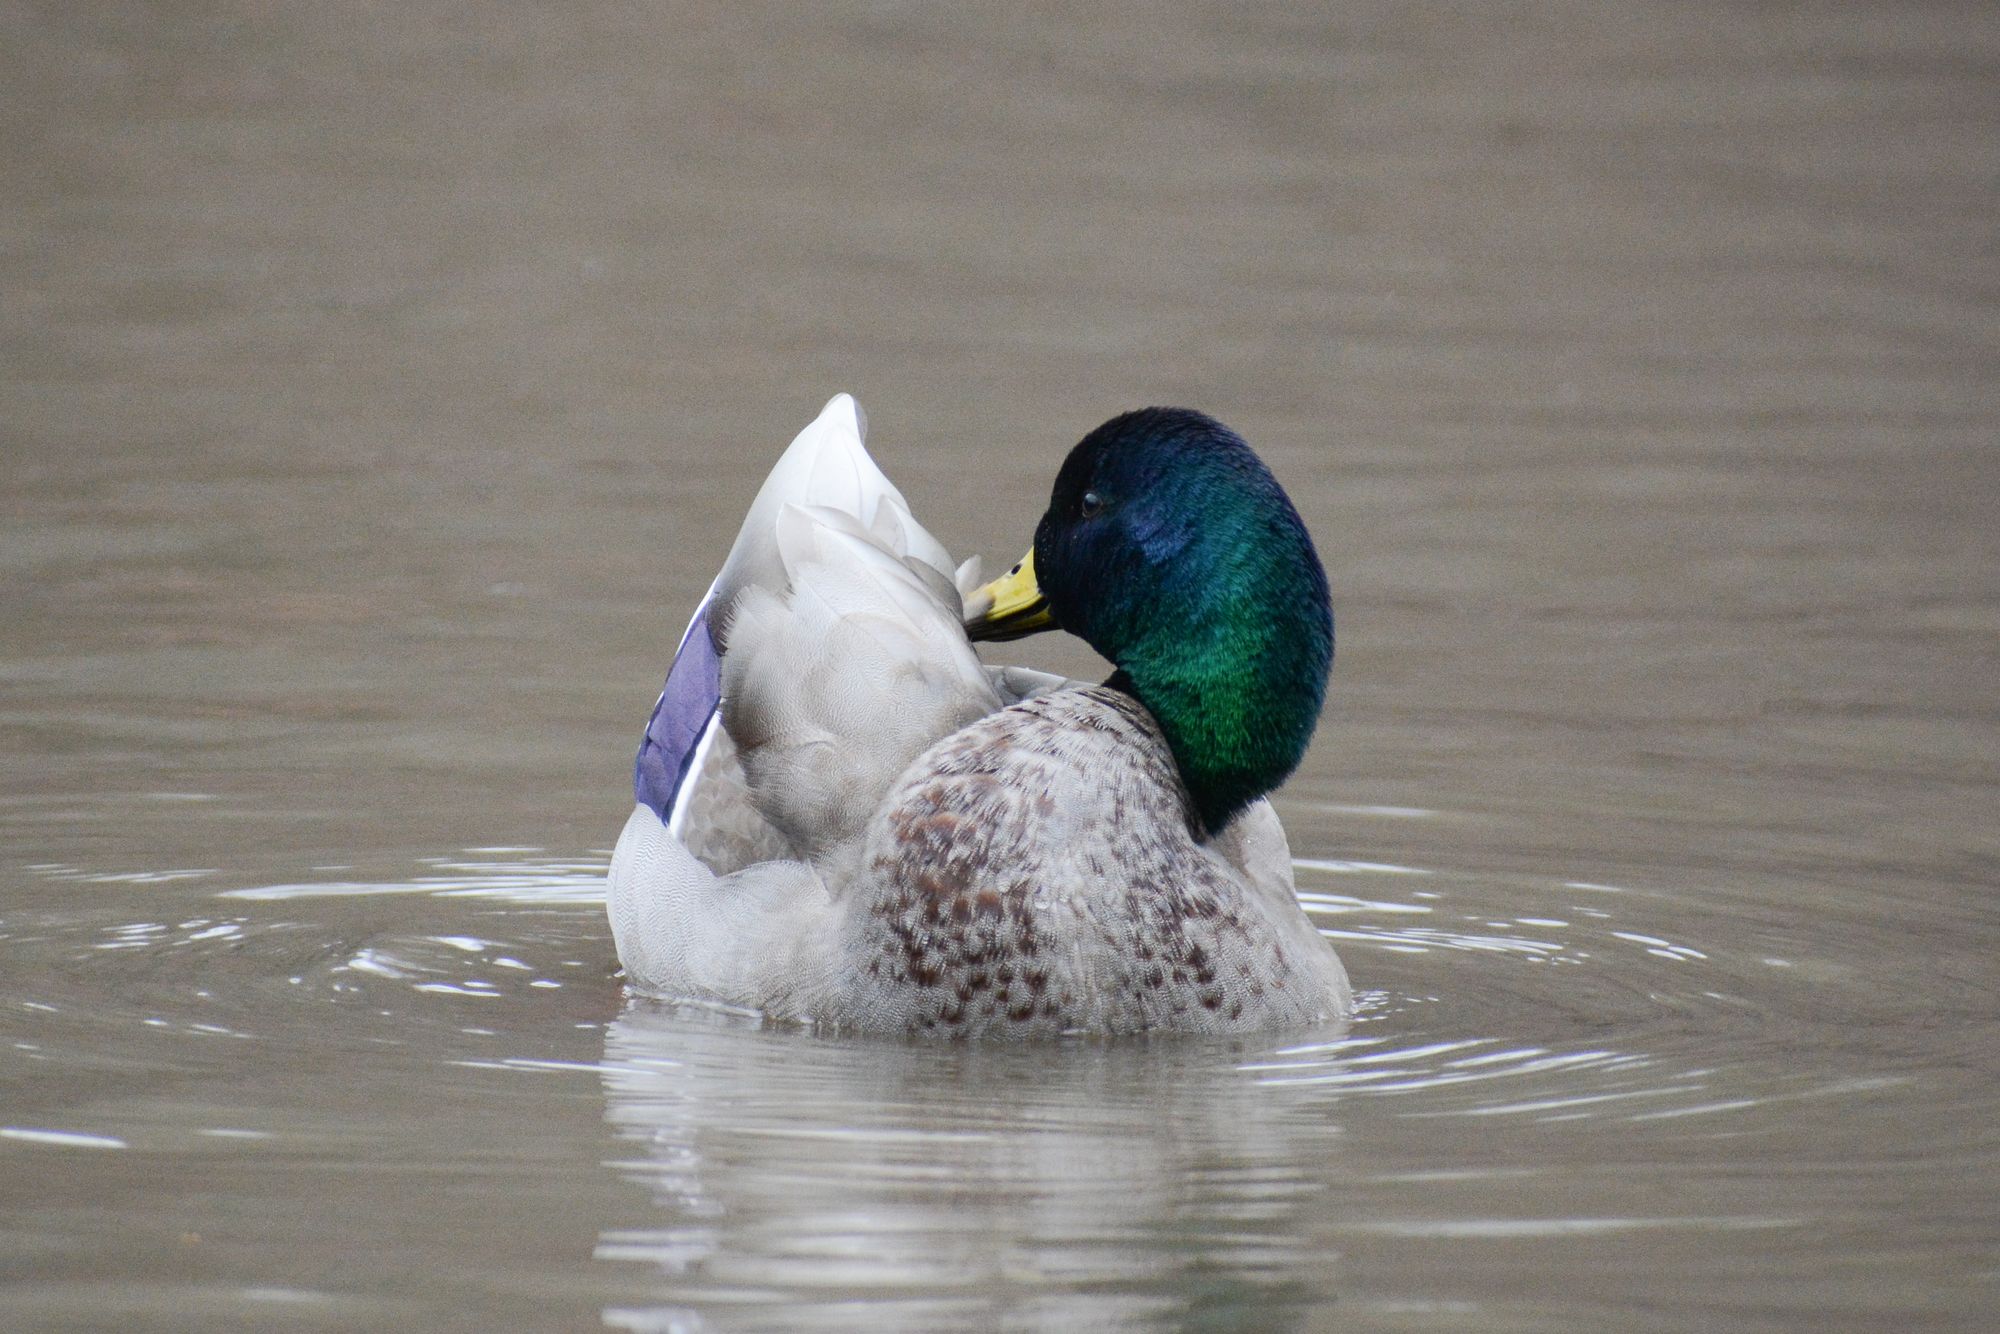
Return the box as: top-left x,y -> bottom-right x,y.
4,2 -> 1997,1328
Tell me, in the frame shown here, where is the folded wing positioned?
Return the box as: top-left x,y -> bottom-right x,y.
630,392 -> 998,869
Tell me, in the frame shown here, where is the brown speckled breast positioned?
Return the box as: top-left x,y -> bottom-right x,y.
835,687 -> 1332,1037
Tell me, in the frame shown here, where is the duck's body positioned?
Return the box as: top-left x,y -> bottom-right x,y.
608,395 -> 1349,1035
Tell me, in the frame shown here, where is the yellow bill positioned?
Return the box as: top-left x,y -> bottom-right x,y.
963,546 -> 1056,643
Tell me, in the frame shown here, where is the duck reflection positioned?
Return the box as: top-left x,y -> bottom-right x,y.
596,1001 -> 1351,1332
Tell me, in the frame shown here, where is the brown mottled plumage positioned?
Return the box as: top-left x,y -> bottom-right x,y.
841,687 -> 1340,1036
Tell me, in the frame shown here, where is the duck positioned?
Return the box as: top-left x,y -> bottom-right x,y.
607,393 -> 1349,1036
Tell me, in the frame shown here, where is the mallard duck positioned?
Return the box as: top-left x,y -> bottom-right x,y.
608,394 -> 1349,1035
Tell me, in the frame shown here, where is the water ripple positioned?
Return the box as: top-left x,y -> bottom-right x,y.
219,851 -> 609,904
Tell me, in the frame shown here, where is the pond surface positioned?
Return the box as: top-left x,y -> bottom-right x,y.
3,2 -> 1996,1328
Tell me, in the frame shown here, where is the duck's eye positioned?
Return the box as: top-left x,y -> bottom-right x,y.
1079,490 -> 1105,519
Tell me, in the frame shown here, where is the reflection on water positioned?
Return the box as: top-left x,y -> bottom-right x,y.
598,1009 -> 1346,1331
572,835 -> 1866,1330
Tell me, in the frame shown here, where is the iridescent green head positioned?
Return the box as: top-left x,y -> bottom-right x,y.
966,408 -> 1334,833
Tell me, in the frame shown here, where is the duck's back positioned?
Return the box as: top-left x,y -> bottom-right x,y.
825,686 -> 1349,1036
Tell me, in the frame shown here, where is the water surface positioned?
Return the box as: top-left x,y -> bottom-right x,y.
3,2 -> 1997,1328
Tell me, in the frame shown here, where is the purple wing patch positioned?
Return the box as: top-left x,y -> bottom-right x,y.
634,594 -> 721,823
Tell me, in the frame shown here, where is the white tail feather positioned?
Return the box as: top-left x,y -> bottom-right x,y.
713,394 -> 956,620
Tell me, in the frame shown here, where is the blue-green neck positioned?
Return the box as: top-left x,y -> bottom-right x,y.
1103,543 -> 1330,835
1035,410 -> 1333,834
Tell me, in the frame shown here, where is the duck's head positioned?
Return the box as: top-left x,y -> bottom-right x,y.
965,408 -> 1334,833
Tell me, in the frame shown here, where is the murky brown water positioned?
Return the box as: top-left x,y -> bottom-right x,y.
5,2 -> 1997,1328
